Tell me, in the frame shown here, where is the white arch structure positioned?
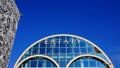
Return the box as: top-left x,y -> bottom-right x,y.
66,54 -> 113,68
14,55 -> 60,68
14,34 -> 114,68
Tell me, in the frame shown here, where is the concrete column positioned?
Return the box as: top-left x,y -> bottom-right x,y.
0,0 -> 20,68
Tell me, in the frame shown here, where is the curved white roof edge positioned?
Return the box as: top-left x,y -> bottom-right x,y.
14,55 -> 60,68
14,34 -> 114,68
66,54 -> 113,68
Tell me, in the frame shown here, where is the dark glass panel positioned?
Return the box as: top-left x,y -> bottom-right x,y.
74,59 -> 81,67
25,48 -> 31,55
30,60 -> 37,67
56,43 -> 60,47
67,48 -> 72,53
60,36 -> 65,43
88,46 -> 95,54
60,61 -> 66,67
74,48 -> 79,53
74,54 -> 80,57
70,63 -> 74,67
46,48 -> 52,53
46,60 -> 52,67
22,61 -> 29,67
24,54 -> 31,59
38,61 -> 43,67
59,54 -> 65,60
83,58 -> 89,67
72,38 -> 78,47
40,48 -> 45,54
60,42 -> 65,47
54,47 -> 59,53
97,60 -> 106,67
32,47 -> 38,54
33,43 -> 39,48
86,42 -> 93,47
89,58 -> 97,67
80,40 -> 87,47
66,54 -> 73,60
75,43 -> 80,47
55,37 -> 60,47
40,41 -> 46,47
51,62 -> 56,67
53,54 -> 58,60
60,48 -> 66,53
47,44 -> 51,47
38,58 -> 43,61
67,43 -> 72,47
66,36 -> 72,43
46,54 -> 52,57
81,47 -> 87,54
76,38 -> 81,46
66,36 -> 72,47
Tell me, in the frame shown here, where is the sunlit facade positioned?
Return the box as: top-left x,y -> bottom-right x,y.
14,34 -> 114,68
0,0 -> 20,68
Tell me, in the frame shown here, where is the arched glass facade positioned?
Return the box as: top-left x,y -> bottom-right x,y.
14,34 -> 114,68
19,57 -> 56,68
69,57 -> 109,68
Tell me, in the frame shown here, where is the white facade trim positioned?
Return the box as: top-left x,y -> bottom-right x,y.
66,54 -> 113,68
14,34 -> 114,68
14,55 -> 60,68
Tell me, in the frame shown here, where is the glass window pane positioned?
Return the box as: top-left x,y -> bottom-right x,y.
47,44 -> 51,47
60,48 -> 66,53
66,37 -> 72,47
30,60 -> 37,67
60,61 -> 66,67
73,38 -> 78,47
53,54 -> 58,60
22,61 -> 29,67
46,61 -> 52,67
32,47 -> 38,54
33,43 -> 39,48
81,47 -> 87,54
40,48 -> 45,54
46,48 -> 52,53
97,60 -> 106,67
74,48 -> 79,53
26,49 -> 31,54
67,48 -> 72,53
59,54 -> 65,60
54,48 -> 59,53
67,42 -> 72,47
80,40 -> 87,47
38,61 -> 43,67
40,41 -> 45,47
66,54 -> 73,60
88,47 -> 94,54
89,59 -> 97,67
83,58 -> 89,67
74,60 -> 81,67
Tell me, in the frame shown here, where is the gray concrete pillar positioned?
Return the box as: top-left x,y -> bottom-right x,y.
0,0 -> 20,68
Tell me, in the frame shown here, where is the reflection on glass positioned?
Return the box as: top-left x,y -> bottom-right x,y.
19,36 -> 109,68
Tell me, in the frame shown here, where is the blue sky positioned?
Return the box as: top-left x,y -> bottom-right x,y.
8,0 -> 120,68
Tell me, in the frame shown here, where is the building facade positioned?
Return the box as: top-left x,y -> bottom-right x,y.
14,34 -> 114,68
0,0 -> 20,68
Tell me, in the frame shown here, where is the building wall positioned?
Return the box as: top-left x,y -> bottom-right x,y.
14,34 -> 114,68
0,0 -> 20,68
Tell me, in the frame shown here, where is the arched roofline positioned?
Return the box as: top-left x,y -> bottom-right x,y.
14,55 -> 60,68
14,34 -> 114,68
66,54 -> 113,68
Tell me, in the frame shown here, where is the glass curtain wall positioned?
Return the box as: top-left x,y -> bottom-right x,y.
17,35 -> 110,68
